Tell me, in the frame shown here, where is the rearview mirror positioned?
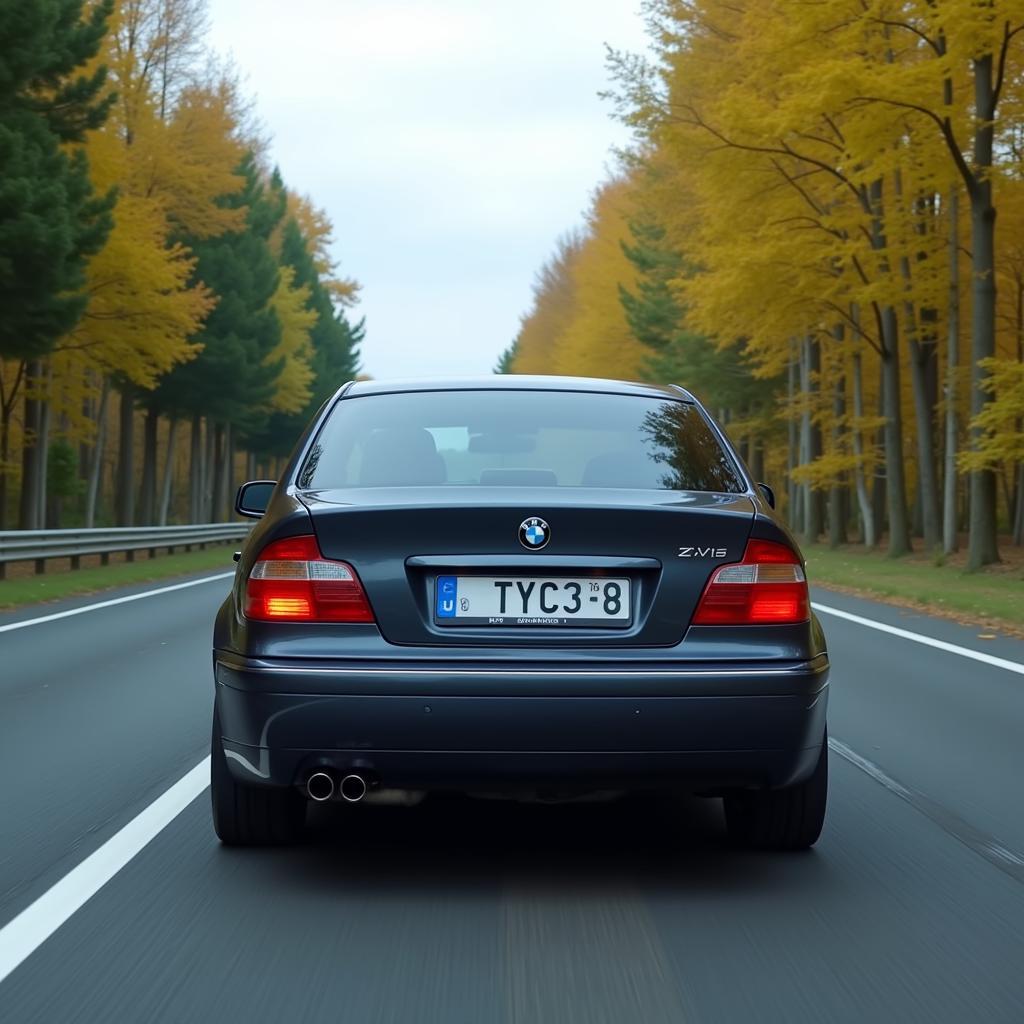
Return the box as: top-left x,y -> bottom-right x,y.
235,480 -> 276,518
758,482 -> 776,509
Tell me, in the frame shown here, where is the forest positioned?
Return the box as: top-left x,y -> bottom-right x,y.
0,0 -> 362,531
501,0 -> 1024,569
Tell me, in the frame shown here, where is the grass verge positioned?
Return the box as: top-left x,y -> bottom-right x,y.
0,545 -> 237,611
804,543 -> 1024,637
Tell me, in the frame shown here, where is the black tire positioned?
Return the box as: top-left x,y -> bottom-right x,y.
211,708 -> 305,845
724,735 -> 828,851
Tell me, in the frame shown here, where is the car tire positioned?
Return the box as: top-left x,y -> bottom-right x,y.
723,733 -> 828,851
211,708 -> 306,845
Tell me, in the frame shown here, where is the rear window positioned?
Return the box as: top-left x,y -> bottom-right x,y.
297,389 -> 744,493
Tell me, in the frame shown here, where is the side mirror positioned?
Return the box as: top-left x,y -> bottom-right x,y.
235,480 -> 276,519
758,482 -> 776,509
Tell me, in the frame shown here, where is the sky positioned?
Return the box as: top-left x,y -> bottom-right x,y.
205,0 -> 649,379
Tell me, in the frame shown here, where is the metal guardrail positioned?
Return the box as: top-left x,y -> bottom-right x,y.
0,523 -> 253,579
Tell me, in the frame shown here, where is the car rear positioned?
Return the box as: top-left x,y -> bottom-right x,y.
212,377 -> 829,849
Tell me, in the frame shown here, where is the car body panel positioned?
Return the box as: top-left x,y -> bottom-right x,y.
213,375 -> 829,798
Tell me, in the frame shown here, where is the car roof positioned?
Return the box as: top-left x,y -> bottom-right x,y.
343,375 -> 696,402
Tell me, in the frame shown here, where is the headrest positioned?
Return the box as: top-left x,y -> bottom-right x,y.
358,428 -> 447,486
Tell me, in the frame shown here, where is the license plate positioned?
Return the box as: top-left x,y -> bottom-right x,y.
434,575 -> 631,627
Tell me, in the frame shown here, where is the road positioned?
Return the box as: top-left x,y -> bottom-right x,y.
0,566 -> 1023,1023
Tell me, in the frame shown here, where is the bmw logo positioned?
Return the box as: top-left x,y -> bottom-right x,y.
519,516 -> 550,550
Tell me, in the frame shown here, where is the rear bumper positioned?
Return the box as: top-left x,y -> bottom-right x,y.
214,652 -> 829,793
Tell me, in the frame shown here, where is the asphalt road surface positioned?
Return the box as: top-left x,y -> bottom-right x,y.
1,564 -> 1022,1023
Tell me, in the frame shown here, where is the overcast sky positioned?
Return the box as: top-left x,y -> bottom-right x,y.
205,0 -> 648,379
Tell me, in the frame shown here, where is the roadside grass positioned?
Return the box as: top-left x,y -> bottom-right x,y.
804,542 -> 1024,635
0,545 -> 238,610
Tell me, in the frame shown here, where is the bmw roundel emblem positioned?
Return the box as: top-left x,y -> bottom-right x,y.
519,517 -> 550,550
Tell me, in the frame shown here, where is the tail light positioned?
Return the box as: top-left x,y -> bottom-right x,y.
692,538 -> 809,625
244,535 -> 374,622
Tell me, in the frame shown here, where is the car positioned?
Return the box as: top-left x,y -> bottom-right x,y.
211,375 -> 829,849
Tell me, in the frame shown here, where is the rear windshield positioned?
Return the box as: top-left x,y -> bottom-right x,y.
297,389 -> 744,493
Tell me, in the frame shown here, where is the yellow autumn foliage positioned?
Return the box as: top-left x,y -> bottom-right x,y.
267,266 -> 316,414
512,178 -> 648,382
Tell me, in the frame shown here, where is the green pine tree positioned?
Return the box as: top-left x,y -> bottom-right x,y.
154,152 -> 284,432
618,218 -> 686,352
243,212 -> 363,459
0,0 -> 116,360
494,342 -> 518,373
619,215 -> 778,412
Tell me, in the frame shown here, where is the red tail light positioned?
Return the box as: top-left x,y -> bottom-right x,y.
244,535 -> 375,623
692,538 -> 809,625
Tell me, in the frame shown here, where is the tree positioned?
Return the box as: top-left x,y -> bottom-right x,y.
844,3 -> 1024,566
493,343 -> 517,373
509,180 -> 649,381
0,0 -> 115,359
509,231 -> 584,375
152,153 -> 284,515
88,3 -> 249,524
0,0 -> 116,526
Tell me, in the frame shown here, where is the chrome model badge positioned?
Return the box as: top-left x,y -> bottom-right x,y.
519,517 -> 550,550
678,546 -> 728,558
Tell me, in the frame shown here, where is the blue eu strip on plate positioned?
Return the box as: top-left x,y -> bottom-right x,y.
436,575 -> 457,618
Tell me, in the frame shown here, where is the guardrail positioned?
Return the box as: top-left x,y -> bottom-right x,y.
0,523 -> 253,579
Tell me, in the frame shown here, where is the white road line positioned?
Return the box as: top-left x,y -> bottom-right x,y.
812,602 -> 1024,677
829,737 -> 1024,874
828,738 -> 913,800
0,757 -> 211,987
0,573 -> 234,634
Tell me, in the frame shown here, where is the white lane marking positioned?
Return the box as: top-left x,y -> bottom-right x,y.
0,757 -> 211,986
812,602 -> 1024,677
828,737 -> 912,800
0,573 -> 234,634
829,738 -> 1024,872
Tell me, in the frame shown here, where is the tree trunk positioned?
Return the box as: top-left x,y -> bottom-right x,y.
850,349 -> 876,549
864,179 -> 907,554
189,413 -> 202,523
898,208 -> 942,553
210,422 -> 224,521
158,417 -> 178,526
829,347 -> 847,549
139,406 -> 158,525
0,403 -> 11,530
47,412 -> 70,530
1014,463 -> 1024,547
880,306 -> 911,556
204,419 -> 217,521
85,378 -> 111,528
18,361 -> 42,530
115,386 -> 136,526
750,439 -> 765,484
787,348 -> 800,532
909,336 -> 941,551
219,421 -> 234,520
0,361 -> 25,530
966,55 -> 1000,569
36,390 -> 51,529
800,337 -> 824,542
943,189 -> 961,554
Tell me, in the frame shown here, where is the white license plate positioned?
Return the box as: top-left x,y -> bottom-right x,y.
435,575 -> 631,627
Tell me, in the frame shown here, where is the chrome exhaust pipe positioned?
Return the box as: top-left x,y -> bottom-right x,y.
339,773 -> 367,803
306,771 -> 335,802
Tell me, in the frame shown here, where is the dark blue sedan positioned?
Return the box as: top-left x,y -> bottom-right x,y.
212,376 -> 829,849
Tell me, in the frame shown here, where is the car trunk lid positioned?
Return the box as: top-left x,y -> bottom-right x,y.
301,486 -> 755,648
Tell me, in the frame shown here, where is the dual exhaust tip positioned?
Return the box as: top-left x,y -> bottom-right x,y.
306,771 -> 367,803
